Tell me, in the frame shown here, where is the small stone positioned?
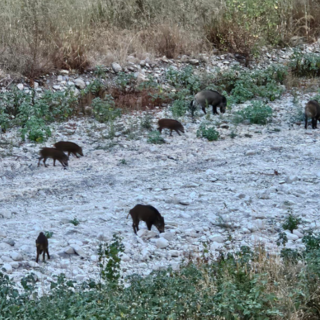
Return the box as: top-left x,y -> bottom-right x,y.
285,231 -> 299,241
156,238 -> 169,249
17,83 -> 24,90
293,230 -> 303,238
57,75 -> 63,82
74,78 -> 86,89
4,239 -> 15,246
210,235 -> 224,243
245,150 -> 256,156
72,245 -> 85,257
2,264 -> 12,274
28,261 -> 40,268
112,63 -> 122,73
60,70 -> 69,74
137,229 -> 148,237
65,246 -> 75,254
161,232 -> 175,241
53,85 -> 61,90
169,250 -> 179,257
10,252 -> 23,261
90,255 -> 99,262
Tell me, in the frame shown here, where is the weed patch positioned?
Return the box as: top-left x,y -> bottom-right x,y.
197,122 -> 220,141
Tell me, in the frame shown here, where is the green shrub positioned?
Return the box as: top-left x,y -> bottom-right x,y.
289,50 -> 320,77
92,96 -> 121,123
147,130 -> 165,144
170,99 -> 189,117
69,217 -> 80,226
234,101 -> 272,125
140,113 -> 153,130
282,213 -> 301,233
197,122 -> 220,141
115,72 -> 136,90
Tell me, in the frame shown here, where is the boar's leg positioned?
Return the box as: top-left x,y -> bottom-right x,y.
212,105 -> 219,115
174,129 -> 181,136
146,221 -> 152,231
46,248 -> 50,260
42,250 -> 46,262
73,152 -> 80,158
312,118 -> 316,129
170,130 -> 173,137
201,106 -> 207,115
158,127 -> 162,133
53,159 -> 56,166
43,158 -> 48,167
36,248 -> 40,263
38,157 -> 43,167
305,116 -> 308,129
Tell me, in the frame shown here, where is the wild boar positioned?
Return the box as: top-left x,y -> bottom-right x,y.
38,148 -> 69,168
54,141 -> 84,158
305,100 -> 320,129
127,204 -> 165,234
36,232 -> 50,263
190,90 -> 227,117
158,119 -> 185,136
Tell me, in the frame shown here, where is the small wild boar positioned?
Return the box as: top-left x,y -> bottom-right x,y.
190,90 -> 227,117
36,232 -> 50,263
38,148 -> 69,168
158,119 -> 185,136
127,204 -> 165,234
54,141 -> 84,158
305,100 -> 320,129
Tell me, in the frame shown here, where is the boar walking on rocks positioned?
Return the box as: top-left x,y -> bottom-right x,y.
54,141 -> 84,158
38,148 -> 69,168
158,119 -> 185,136
305,100 -> 320,129
127,204 -> 165,234
190,90 -> 227,117
36,232 -> 50,263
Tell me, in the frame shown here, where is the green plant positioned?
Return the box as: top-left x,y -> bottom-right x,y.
92,96 -> 121,123
119,159 -> 127,165
147,130 -> 165,144
69,217 -> 80,226
197,122 -> 220,141
170,99 -> 189,117
282,212 -> 302,233
140,113 -> 153,130
94,65 -> 106,78
229,130 -> 237,139
233,101 -> 273,125
115,72 -> 135,90
98,234 -> 124,285
44,231 -> 53,239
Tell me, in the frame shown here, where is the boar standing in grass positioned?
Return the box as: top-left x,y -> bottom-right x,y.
38,148 -> 69,168
36,232 -> 50,263
190,90 -> 227,117
54,141 -> 84,158
158,119 -> 185,136
305,100 -> 320,129
127,204 -> 165,234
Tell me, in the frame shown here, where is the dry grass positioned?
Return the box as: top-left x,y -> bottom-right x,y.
1,0 -> 320,77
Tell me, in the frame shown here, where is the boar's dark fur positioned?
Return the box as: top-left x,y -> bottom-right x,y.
54,141 -> 84,158
158,119 -> 185,136
190,90 -> 227,117
127,204 -> 165,234
305,100 -> 320,129
36,232 -> 50,263
38,148 -> 69,168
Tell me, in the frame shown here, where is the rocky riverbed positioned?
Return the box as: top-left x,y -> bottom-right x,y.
0,45 -> 320,293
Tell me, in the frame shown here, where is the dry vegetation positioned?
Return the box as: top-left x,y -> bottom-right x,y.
1,0 -> 320,77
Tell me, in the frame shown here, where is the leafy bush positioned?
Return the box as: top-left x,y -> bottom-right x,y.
0,88 -> 77,142
166,66 -> 201,95
282,213 -> 301,233
147,130 -> 165,144
233,101 -> 272,125
92,96 -> 121,123
115,72 -> 136,90
290,50 -> 320,77
197,122 -> 220,141
170,99 -> 189,117
69,217 -> 80,226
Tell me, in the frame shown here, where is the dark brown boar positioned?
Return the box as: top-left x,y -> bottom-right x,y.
190,90 -> 227,117
38,148 -> 69,168
305,100 -> 320,129
158,119 -> 185,136
36,232 -> 50,263
54,141 -> 84,158
127,204 -> 165,234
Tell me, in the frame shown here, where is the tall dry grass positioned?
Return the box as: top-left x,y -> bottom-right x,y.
0,0 -> 319,77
